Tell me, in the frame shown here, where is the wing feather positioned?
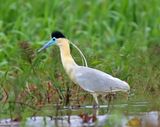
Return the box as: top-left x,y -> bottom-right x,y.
74,66 -> 130,93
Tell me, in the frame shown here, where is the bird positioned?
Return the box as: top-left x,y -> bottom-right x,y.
38,31 -> 130,105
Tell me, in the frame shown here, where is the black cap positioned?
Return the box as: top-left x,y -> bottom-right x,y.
51,31 -> 65,38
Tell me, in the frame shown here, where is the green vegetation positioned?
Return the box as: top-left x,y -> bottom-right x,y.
0,0 -> 160,120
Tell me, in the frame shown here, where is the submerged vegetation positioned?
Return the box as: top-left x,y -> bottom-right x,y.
0,0 -> 160,124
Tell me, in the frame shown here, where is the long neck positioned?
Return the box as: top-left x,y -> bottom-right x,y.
59,42 -> 78,75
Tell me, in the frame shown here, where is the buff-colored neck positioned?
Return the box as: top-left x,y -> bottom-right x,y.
59,40 -> 78,75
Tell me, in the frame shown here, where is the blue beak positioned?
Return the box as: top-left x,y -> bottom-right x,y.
38,37 -> 56,52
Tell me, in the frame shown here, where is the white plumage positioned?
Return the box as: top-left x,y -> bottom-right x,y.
74,66 -> 130,93
38,31 -> 130,105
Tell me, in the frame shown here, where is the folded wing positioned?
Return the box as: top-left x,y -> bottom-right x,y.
74,66 -> 130,93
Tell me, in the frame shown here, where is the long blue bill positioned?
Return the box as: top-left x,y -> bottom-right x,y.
38,37 -> 56,52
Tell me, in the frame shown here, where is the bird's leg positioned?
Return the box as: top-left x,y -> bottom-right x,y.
93,107 -> 99,116
107,93 -> 116,112
92,93 -> 99,108
124,91 -> 130,100
106,94 -> 111,113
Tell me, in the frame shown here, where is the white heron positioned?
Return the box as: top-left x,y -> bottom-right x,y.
38,31 -> 130,105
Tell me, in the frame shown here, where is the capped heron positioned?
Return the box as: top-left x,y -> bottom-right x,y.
38,31 -> 130,105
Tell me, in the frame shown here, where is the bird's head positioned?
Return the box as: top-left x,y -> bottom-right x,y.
38,31 -> 67,52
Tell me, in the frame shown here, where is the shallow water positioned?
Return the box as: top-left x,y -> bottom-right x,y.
0,102 -> 160,127
0,111 -> 159,127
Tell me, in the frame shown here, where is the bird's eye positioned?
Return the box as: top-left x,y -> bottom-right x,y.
52,37 -> 56,41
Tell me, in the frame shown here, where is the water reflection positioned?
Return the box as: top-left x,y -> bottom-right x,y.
0,103 -> 160,127
0,111 -> 159,127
